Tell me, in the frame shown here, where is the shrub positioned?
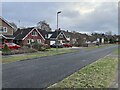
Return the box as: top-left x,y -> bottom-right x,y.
2,44 -> 10,52
38,46 -> 46,51
32,42 -> 42,50
44,44 -> 51,49
2,46 -> 37,55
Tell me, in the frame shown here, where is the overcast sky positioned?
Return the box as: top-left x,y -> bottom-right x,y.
2,2 -> 118,34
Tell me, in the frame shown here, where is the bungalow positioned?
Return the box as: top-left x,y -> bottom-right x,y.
13,27 -> 45,46
0,17 -> 15,44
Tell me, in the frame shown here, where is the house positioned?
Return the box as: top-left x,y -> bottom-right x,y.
63,31 -> 79,45
0,17 -> 15,44
48,29 -> 89,46
91,33 -> 106,44
49,29 -> 68,45
38,30 -> 54,45
13,27 -> 45,46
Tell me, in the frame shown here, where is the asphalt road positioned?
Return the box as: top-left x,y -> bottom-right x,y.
2,45 -> 118,88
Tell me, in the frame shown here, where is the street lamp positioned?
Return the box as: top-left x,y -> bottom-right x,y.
57,11 -> 61,29
56,11 -> 61,50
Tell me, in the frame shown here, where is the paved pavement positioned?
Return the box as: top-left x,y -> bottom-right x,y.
2,45 -> 118,88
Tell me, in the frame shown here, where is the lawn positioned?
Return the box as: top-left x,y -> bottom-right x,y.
2,48 -> 78,64
49,51 -> 118,88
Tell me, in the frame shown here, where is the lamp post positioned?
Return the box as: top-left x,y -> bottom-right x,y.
57,11 -> 61,29
56,11 -> 61,50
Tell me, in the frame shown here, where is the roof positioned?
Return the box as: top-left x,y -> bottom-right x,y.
50,30 -> 88,39
14,27 -> 34,40
1,34 -> 14,39
50,30 -> 63,38
38,29 -> 54,38
0,16 -> 15,29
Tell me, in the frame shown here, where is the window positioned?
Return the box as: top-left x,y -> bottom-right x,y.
4,27 -> 7,32
32,31 -> 37,36
45,34 -> 48,38
27,39 -> 31,44
59,34 -> 63,38
37,39 -> 41,43
0,27 -> 2,33
31,39 -> 34,42
0,27 -> 7,33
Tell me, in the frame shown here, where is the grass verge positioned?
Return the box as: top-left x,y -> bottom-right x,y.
2,48 -> 78,64
85,44 -> 114,51
49,53 -> 118,88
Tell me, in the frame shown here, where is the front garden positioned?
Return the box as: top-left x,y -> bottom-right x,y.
2,46 -> 78,64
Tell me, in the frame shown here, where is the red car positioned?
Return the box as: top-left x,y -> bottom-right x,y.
63,43 -> 72,47
4,43 -> 21,49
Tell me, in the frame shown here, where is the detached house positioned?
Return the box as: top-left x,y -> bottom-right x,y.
49,30 -> 68,45
0,17 -> 15,44
14,27 -> 45,46
38,30 -> 54,45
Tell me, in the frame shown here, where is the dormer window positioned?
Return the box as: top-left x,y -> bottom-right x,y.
45,34 -> 48,38
32,31 -> 37,36
59,34 -> 63,38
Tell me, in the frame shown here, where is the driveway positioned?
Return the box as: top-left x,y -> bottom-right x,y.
2,45 -> 118,88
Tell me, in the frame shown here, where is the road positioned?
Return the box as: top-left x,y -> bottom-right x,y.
2,45 -> 118,88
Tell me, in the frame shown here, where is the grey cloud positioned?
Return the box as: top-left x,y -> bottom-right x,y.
2,2 -> 118,34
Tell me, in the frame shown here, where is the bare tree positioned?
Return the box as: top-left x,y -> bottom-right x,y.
36,20 -> 51,31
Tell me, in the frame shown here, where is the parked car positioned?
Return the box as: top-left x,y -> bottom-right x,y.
63,43 -> 72,47
50,43 -> 63,48
4,43 -> 21,49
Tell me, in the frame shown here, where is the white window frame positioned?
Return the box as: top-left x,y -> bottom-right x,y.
27,39 -> 31,44
3,27 -> 7,32
0,26 -> 7,33
32,31 -> 37,36
45,34 -> 48,38
0,26 -> 2,33
59,34 -> 64,38
31,39 -> 34,42
37,39 -> 41,43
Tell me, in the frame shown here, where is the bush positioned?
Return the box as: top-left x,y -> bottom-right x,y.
2,46 -> 37,55
2,44 -> 11,52
32,41 -> 51,51
44,44 -> 51,49
38,46 -> 46,51
32,42 -> 43,50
